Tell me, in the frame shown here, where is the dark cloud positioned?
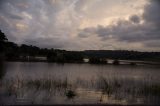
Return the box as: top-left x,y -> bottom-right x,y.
144,40 -> 160,48
78,27 -> 96,38
0,0 -> 83,49
78,0 -> 160,50
0,0 -> 159,51
0,0 -> 60,45
129,15 -> 140,24
143,0 -> 160,25
7,14 -> 23,20
23,37 -> 67,49
0,1 -> 23,20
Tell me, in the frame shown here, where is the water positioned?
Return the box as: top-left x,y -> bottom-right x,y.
0,62 -> 160,105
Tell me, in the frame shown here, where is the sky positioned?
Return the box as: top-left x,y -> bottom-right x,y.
0,0 -> 160,51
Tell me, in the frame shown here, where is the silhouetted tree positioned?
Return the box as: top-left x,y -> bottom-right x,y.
63,51 -> 83,63
0,30 -> 8,53
0,30 -> 8,42
0,30 -> 160,62
47,49 -> 57,62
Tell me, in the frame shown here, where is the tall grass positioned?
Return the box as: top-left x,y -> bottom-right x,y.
95,76 -> 160,98
2,76 -> 77,100
1,75 -> 160,104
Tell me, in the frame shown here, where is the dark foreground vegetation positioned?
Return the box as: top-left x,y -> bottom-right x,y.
1,29 -> 160,63
1,75 -> 160,105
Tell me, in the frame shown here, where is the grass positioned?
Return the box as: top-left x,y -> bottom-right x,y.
2,77 -> 73,98
95,76 -> 160,98
26,78 -> 69,90
1,75 -> 160,104
139,84 -> 160,96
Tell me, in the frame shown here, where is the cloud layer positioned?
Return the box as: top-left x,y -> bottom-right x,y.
78,0 -> 160,51
0,0 -> 159,51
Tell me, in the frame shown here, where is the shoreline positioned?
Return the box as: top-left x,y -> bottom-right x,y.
4,60 -> 160,66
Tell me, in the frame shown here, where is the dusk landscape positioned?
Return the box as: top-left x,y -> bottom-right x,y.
0,0 -> 160,105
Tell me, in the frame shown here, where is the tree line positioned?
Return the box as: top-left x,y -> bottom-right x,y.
0,30 -> 84,62
0,29 -> 160,63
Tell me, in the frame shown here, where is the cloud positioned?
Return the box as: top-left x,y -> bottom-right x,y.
144,40 -> 160,48
0,0 -> 77,42
78,0 -> 160,51
129,15 -> 140,24
143,0 -> 160,26
23,37 -> 68,49
0,0 -> 159,51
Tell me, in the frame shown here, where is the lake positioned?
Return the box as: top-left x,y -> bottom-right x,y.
0,62 -> 160,105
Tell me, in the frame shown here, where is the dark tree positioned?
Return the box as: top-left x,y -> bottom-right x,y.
0,30 -> 8,42
0,30 -> 8,53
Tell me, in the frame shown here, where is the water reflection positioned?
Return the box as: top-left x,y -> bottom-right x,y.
0,62 -> 6,80
0,62 -> 160,105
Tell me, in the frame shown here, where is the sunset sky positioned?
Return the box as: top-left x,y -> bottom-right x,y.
0,0 -> 160,51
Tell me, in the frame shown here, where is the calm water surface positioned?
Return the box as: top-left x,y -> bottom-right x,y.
0,62 -> 160,105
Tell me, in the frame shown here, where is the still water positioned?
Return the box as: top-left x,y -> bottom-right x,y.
0,62 -> 160,105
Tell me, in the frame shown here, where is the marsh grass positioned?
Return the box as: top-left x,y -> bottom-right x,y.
1,75 -> 160,104
139,85 -> 160,96
26,78 -> 69,90
2,77 -> 74,99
